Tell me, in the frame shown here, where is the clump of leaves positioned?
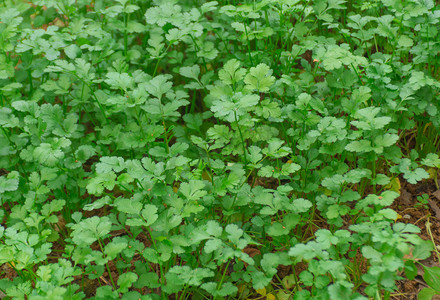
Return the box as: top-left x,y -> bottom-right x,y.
0,0 -> 439,299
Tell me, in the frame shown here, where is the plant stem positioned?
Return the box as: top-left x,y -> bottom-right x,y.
234,111 -> 248,168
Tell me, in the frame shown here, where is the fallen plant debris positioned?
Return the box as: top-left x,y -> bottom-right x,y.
1,0 -> 440,299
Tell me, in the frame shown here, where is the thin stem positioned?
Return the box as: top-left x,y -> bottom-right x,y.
234,111 -> 248,168
243,18 -> 254,66
216,260 -> 231,297
98,239 -> 117,290
124,12 -> 128,59
426,218 -> 440,262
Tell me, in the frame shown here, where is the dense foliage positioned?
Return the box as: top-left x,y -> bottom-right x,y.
1,0 -> 440,299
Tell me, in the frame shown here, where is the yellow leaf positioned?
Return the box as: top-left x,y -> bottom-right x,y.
427,168 -> 437,179
266,294 -> 276,300
282,274 -> 296,289
256,288 -> 266,296
384,177 -> 401,194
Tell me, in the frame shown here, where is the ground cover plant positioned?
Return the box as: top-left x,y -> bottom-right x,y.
1,0 -> 440,299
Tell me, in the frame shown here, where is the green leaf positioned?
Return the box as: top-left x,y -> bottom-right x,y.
377,208 -> 397,220
0,171 -> 19,193
328,282 -> 354,300
41,199 -> 65,216
244,63 -> 275,92
291,198 -> 312,213
96,157 -> 126,173
105,240 -> 128,260
373,134 -> 399,153
404,168 -> 429,185
345,140 -> 372,153
95,286 -> 117,298
201,281 -> 238,297
398,35 -> 414,48
86,173 -> 117,196
204,239 -> 222,253
225,224 -> 244,245
251,270 -> 272,290
362,246 -> 382,263
71,216 -> 112,247
206,221 -> 223,237
135,272 -> 160,289
180,65 -> 200,80
145,75 -> 173,99
418,288 -> 439,300
281,162 -> 301,175
218,59 -> 246,85
422,153 -> 440,168
267,222 -> 288,237
117,272 -> 138,293
211,92 -> 259,122
0,108 -> 19,128
140,204 -> 158,226
404,260 -> 418,280
423,266 -> 440,291
114,198 -> 142,215
105,72 -> 134,91
412,239 -> 434,260
33,140 -> 70,167
84,196 -> 112,211
64,44 -> 80,59
167,266 -> 214,286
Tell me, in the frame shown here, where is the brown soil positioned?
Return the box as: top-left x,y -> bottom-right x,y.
389,178 -> 440,299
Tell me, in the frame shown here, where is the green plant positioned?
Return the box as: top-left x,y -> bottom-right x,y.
415,194 -> 429,210
0,0 -> 440,299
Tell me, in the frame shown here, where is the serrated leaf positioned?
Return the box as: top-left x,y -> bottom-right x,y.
96,156 -> 125,173
244,63 -> 275,92
398,35 -> 413,48
114,198 -> 142,215
180,65 -> 200,80
140,204 -> 158,226
204,239 -> 222,253
33,143 -> 66,167
422,153 -> 440,168
105,240 -> 128,260
345,140 -> 372,153
0,172 -> 19,193
218,59 -> 246,85
86,173 -> 117,196
71,216 -> 112,247
117,272 -> 138,293
145,75 -> 173,99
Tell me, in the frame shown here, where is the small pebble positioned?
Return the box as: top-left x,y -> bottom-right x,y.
403,214 -> 411,219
